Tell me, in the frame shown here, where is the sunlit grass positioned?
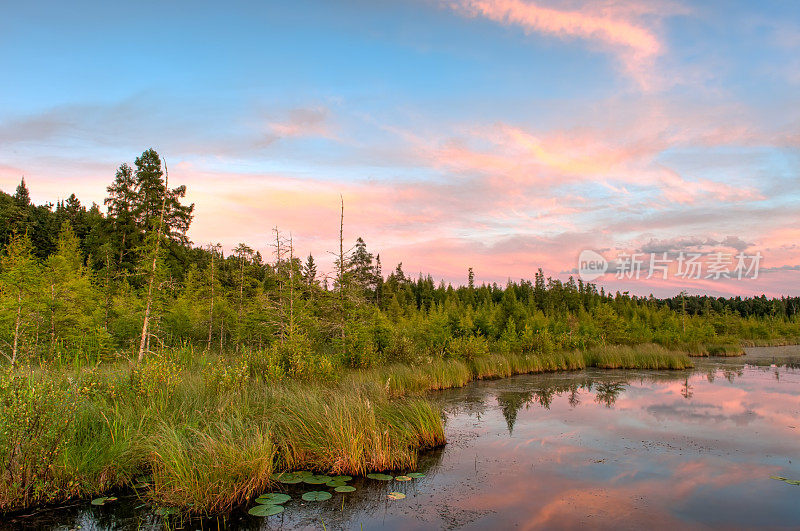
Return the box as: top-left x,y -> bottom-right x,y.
1,342 -> 693,514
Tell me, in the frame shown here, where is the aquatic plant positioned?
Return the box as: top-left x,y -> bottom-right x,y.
256,493 -> 291,504
302,491 -> 332,501
248,504 -> 284,516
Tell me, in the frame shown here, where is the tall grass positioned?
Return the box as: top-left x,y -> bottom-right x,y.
353,344 -> 692,397
583,344 -> 692,369
1,343 -> 692,514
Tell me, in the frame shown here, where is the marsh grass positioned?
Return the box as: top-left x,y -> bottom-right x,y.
1,342 -> 692,514
583,344 -> 692,369
355,344 -> 691,398
740,337 -> 800,347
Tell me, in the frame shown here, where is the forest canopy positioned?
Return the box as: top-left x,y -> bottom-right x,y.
0,149 -> 798,369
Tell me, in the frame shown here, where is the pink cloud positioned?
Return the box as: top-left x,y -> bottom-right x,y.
446,0 -> 682,89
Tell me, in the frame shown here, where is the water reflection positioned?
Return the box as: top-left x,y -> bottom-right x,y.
9,347 -> 800,530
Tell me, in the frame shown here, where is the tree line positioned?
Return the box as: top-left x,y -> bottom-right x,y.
1,149 -> 798,370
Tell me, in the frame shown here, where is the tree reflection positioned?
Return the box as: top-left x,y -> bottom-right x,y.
497,391 -> 533,434
594,382 -> 626,408
681,378 -> 693,399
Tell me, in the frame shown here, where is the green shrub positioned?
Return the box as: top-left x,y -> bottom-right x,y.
0,370 -> 82,510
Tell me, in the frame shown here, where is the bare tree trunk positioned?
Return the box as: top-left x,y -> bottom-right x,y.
207,247 -> 215,352
49,282 -> 56,356
338,196 -> 345,342
137,163 -> 169,363
289,233 -> 294,338
219,317 -> 224,355
237,254 -> 244,351
104,249 -> 111,329
274,227 -> 285,345
11,291 -> 21,367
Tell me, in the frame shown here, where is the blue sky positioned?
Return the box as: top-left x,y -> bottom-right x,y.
2,0 -> 799,296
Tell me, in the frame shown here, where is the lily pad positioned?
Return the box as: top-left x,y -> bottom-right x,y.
330,475 -> 352,482
248,504 -> 284,516
293,470 -> 313,477
256,493 -> 291,505
366,473 -> 394,481
304,474 -> 332,484
326,480 -> 347,487
155,506 -> 179,516
395,475 -> 411,481
406,472 -> 426,478
302,491 -> 332,502
334,485 -> 356,493
387,492 -> 406,500
278,474 -> 303,484
91,496 -> 117,506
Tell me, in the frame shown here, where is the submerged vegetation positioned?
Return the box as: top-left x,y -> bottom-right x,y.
1,149 -> 798,515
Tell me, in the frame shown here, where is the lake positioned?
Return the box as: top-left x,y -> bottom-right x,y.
8,346 -> 800,530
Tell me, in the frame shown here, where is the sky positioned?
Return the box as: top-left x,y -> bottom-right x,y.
1,0 -> 799,297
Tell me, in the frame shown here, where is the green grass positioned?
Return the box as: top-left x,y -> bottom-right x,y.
583,344 -> 693,369
0,343 -> 693,515
354,344 -> 691,397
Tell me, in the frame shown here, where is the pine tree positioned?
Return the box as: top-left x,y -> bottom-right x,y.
233,243 -> 255,346
132,149 -> 194,244
14,178 -> 30,207
348,237 -> 376,296
42,221 -> 99,356
303,254 -> 318,286
105,163 -> 138,269
137,161 -> 171,363
0,232 -> 40,366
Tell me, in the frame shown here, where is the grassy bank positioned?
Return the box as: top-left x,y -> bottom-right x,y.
1,344 -> 692,515
0,358 -> 443,515
355,344 -> 693,398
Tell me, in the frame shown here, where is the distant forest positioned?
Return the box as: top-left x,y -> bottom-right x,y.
1,149 -> 797,369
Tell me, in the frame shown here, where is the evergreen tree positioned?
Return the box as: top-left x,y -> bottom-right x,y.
348,237 -> 376,296
42,221 -> 101,356
0,232 -> 40,366
14,178 -> 30,207
132,149 -> 194,244
303,253 -> 318,287
105,163 -> 138,270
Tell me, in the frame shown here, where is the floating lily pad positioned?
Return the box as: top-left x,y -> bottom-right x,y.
91,496 -> 117,506
771,476 -> 800,486
330,475 -> 352,482
366,473 -> 393,481
395,475 -> 411,481
256,493 -> 291,505
405,472 -> 425,478
302,491 -> 332,502
387,492 -> 406,500
248,504 -> 284,516
155,506 -> 179,516
278,474 -> 303,484
293,470 -> 313,477
334,485 -> 356,493
303,475 -> 332,484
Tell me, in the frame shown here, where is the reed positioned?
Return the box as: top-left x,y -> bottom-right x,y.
0,342 -> 693,514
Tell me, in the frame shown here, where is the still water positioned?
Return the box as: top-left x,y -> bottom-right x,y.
7,346 -> 800,530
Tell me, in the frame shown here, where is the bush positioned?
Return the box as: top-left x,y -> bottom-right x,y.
0,370 -> 82,510
445,335 -> 490,360
131,355 -> 182,402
